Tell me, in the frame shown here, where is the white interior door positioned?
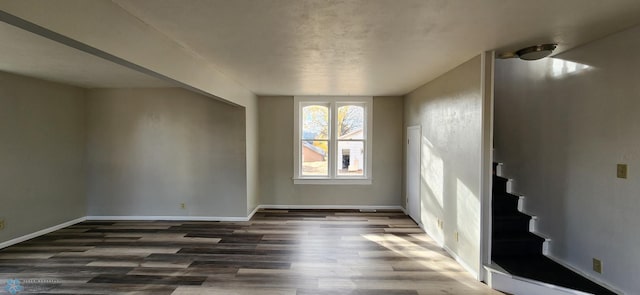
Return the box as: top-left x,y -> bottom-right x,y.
406,126 -> 421,224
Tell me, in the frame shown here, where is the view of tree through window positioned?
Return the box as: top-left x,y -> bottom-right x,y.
338,105 -> 364,138
301,105 -> 329,176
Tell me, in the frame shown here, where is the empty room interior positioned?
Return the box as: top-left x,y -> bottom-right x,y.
1,1 -> 639,294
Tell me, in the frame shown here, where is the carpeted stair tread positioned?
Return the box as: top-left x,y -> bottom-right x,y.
492,176 -> 509,192
493,211 -> 530,221
492,205 -> 526,218
494,191 -> 521,201
492,215 -> 532,237
493,231 -> 544,242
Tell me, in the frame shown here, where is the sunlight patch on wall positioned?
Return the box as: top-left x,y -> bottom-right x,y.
421,207 -> 444,245
456,178 -> 480,266
422,136 -> 444,208
549,58 -> 592,79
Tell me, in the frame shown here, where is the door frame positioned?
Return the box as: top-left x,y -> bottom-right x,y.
406,125 -> 421,224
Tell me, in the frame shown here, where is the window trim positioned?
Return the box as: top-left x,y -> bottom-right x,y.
293,96 -> 373,185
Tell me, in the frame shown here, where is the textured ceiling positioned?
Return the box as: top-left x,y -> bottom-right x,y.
113,0 -> 640,96
0,21 -> 172,89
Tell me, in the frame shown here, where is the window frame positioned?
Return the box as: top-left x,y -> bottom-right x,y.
293,96 -> 373,185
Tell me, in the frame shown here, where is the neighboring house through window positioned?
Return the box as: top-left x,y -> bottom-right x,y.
293,96 -> 372,184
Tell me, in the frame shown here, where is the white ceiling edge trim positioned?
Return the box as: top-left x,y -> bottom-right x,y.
0,1 -> 256,107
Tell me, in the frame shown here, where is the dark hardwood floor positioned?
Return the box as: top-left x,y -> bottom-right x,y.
0,209 -> 501,294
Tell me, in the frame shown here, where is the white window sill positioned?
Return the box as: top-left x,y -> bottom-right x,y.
293,178 -> 372,185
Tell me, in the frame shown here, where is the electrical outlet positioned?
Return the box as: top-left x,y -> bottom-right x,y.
593,258 -> 602,274
455,232 -> 459,242
180,203 -> 186,209
0,219 -> 4,231
617,164 -> 628,179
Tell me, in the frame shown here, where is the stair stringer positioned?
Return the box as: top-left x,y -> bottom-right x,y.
485,264 -> 595,295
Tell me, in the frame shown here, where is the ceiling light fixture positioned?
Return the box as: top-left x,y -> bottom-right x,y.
498,43 -> 557,61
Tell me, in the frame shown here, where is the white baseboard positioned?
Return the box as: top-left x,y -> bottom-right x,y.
1,205 -> 405,250
247,206 -> 260,220
414,219 -> 479,280
257,204 -> 405,211
0,216 -> 86,249
485,264 -> 593,295
425,227 -> 445,248
83,205 -> 406,223
544,255 -> 622,295
444,244 -> 480,280
86,215 -> 251,222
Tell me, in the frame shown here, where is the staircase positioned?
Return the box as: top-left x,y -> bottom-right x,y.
491,163 -> 616,295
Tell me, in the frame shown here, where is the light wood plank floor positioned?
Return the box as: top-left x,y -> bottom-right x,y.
0,209 -> 503,294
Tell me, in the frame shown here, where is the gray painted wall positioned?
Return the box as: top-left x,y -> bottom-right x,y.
494,25 -> 640,294
0,71 -> 86,243
258,96 -> 403,206
404,55 -> 483,276
86,88 -> 247,217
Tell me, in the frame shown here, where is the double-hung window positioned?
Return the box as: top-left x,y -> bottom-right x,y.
293,96 -> 372,184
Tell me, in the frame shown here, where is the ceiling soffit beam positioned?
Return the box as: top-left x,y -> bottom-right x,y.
0,0 -> 255,107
